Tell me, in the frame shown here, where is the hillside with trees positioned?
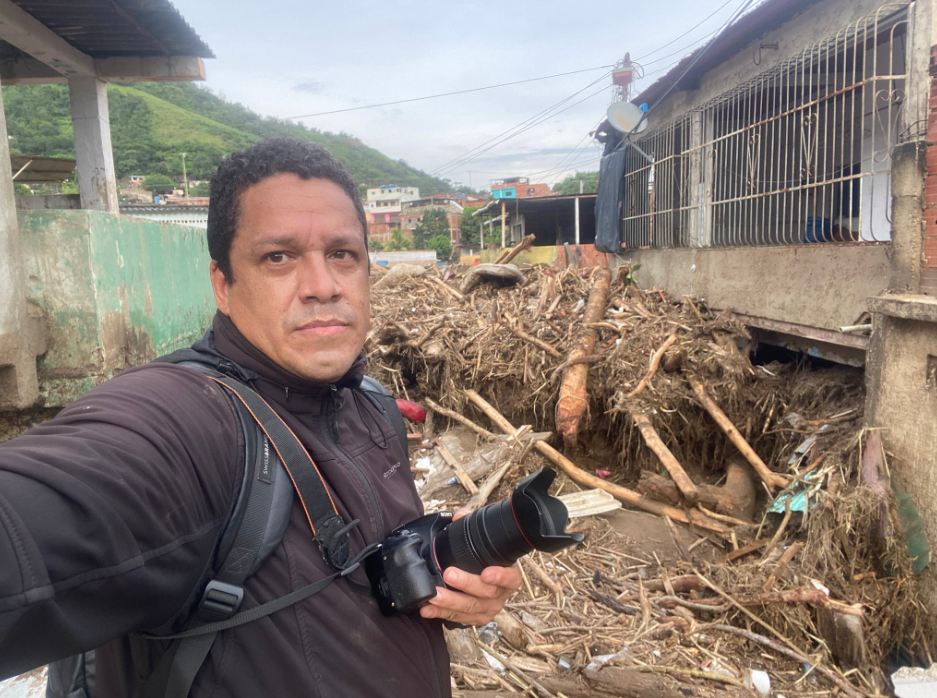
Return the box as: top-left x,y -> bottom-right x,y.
2,82 -> 452,192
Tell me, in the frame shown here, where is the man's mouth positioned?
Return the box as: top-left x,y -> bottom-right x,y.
295,319 -> 349,337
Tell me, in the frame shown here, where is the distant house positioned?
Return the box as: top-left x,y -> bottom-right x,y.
400,196 -> 464,243
365,185 -> 419,223
129,175 -> 145,187
490,177 -> 552,199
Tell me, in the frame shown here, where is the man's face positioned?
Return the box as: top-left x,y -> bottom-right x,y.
210,174 -> 370,383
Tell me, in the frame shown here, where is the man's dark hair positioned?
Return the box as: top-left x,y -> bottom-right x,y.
207,137 -> 368,281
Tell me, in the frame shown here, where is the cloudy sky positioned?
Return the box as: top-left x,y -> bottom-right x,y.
171,0 -> 741,189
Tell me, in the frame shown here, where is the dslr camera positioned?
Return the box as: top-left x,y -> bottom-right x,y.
365,467 -> 583,616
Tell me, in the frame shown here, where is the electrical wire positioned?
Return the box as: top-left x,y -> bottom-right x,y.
632,0 -> 738,61
285,65 -> 614,120
431,70 -> 613,178
430,70 -> 611,176
433,82 -> 611,179
624,0 -> 761,140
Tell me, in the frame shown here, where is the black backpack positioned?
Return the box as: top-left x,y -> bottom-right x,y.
46,359 -> 408,698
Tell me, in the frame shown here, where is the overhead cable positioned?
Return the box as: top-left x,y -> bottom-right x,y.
285,65 -> 614,120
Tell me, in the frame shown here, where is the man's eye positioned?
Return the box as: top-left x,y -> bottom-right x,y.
332,250 -> 355,260
265,252 -> 288,263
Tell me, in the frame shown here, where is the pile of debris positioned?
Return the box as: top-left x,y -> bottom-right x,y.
368,253 -> 932,697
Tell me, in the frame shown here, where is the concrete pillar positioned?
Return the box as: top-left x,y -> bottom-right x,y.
889,142 -> 924,293
68,76 -> 119,214
0,76 -> 39,409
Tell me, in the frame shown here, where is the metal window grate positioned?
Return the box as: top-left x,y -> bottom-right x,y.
622,3 -> 910,249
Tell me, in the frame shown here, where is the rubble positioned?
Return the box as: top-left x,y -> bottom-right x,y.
368,262 -> 933,698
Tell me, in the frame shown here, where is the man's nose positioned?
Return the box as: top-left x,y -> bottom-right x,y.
297,254 -> 340,303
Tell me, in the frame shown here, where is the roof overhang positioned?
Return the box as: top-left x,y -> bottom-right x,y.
474,194 -> 597,216
11,154 -> 76,183
0,0 -> 212,85
632,0 -> 823,108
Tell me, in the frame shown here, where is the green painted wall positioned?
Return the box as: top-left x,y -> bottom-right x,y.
18,210 -> 215,405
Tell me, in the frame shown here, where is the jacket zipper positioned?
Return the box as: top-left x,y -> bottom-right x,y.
325,387 -> 385,541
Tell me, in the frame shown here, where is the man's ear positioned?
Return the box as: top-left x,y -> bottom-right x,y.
209,260 -> 231,315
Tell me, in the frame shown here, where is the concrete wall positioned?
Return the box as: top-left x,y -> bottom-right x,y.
614,244 -> 890,330
646,0 -> 907,127
866,296 -> 937,611
17,209 -> 216,406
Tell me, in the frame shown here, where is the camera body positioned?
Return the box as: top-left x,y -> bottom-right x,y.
365,511 -> 453,616
366,467 -> 583,617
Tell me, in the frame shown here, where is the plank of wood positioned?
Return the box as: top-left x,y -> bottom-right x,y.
434,438 -> 478,495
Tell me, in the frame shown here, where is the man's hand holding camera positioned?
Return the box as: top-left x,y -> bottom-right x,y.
419,509 -> 522,625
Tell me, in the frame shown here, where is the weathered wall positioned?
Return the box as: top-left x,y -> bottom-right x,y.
17,209 -> 216,406
612,244 -> 890,330
646,0 -> 905,126
866,296 -> 937,611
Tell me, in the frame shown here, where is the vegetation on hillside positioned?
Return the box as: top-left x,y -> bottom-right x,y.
2,82 -> 452,192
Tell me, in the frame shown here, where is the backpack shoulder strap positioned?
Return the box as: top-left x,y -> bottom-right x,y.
357,375 -> 409,455
142,362 -> 362,698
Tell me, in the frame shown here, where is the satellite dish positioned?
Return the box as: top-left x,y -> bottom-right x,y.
607,101 -> 648,134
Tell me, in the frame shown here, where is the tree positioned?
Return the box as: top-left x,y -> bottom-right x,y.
190,181 -> 211,197
554,171 -> 599,195
413,208 -> 449,249
383,228 -> 412,251
144,174 -> 177,193
426,234 -> 452,262
460,205 -> 486,244
368,237 -> 383,253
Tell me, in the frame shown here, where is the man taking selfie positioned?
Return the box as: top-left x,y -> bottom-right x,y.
0,138 -> 521,697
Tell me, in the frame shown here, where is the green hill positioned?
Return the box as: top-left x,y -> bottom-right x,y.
2,81 -> 451,192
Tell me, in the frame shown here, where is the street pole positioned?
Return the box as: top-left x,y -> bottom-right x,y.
181,152 -> 189,200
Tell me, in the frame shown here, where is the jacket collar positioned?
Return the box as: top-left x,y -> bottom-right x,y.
206,311 -> 366,402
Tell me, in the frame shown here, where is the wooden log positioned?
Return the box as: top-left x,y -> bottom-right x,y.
494,233 -> 535,264
637,458 -> 756,521
556,267 -> 612,449
492,610 -> 528,649
434,438 -> 478,495
631,413 -> 699,503
423,397 -> 496,439
583,666 -> 695,698
427,275 -> 465,300
463,390 -> 731,535
686,375 -> 789,491
626,334 -> 677,398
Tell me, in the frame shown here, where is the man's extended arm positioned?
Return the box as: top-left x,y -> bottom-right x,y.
0,365 -> 241,680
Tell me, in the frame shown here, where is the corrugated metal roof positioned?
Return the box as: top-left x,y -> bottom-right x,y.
9,0 -> 214,58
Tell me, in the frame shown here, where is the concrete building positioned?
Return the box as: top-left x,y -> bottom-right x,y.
0,0 -> 213,417
595,0 -> 937,612
490,177 -> 552,199
365,184 -> 419,222
400,196 -> 464,243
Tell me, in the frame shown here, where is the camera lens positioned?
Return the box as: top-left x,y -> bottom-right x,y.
433,468 -> 583,575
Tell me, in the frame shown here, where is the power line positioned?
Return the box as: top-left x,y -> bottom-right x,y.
632,0 -> 738,61
434,76 -> 612,179
285,65 -> 614,120
430,69 -> 612,176
624,0 -> 760,140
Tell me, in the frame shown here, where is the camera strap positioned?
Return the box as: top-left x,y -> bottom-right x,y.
206,373 -> 353,570
138,367 -> 370,698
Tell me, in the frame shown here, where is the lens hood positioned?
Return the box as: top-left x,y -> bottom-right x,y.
511,468 -> 584,552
